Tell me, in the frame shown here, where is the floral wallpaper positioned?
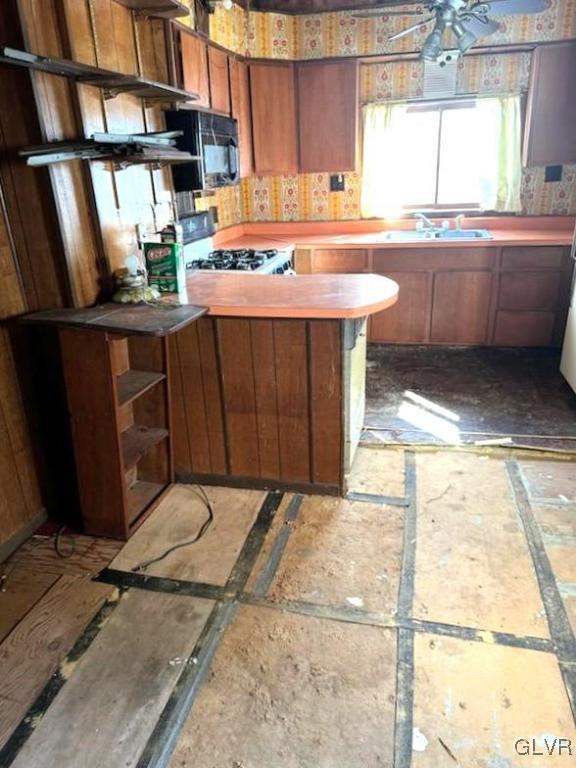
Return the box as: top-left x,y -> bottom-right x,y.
200,2 -> 576,226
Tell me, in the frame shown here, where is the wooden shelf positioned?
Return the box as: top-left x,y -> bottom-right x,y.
113,0 -> 190,18
126,480 -> 167,524
0,46 -> 198,104
121,425 -> 168,468
117,370 -> 166,406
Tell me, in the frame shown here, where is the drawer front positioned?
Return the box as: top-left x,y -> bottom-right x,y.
498,272 -> 561,311
493,311 -> 556,346
501,247 -> 565,270
372,247 -> 495,272
312,249 -> 368,273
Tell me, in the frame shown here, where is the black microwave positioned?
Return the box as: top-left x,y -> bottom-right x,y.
165,110 -> 239,192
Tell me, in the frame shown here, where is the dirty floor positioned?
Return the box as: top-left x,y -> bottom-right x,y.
364,346 -> 576,450
0,446 -> 575,767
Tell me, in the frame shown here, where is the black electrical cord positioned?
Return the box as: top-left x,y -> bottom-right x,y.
131,484 -> 214,573
54,523 -> 76,559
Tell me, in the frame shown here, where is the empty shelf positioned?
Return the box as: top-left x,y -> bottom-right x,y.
121,425 -> 168,468
117,370 -> 166,406
0,46 -> 198,103
126,480 -> 167,524
113,0 -> 190,18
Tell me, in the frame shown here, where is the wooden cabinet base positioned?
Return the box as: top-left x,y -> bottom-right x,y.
170,316 -> 366,496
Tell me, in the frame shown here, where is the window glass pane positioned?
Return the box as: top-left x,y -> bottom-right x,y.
392,109 -> 440,206
437,106 -> 492,205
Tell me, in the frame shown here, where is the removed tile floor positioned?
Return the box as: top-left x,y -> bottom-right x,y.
0,445 -> 574,767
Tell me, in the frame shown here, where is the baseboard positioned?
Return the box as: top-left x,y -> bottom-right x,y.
0,508 -> 48,564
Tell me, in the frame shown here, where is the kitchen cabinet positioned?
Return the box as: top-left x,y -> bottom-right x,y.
431,272 -> 493,344
297,60 -> 358,173
249,62 -> 298,174
524,41 -> 576,166
208,46 -> 231,115
370,272 -> 431,343
180,31 -> 210,108
305,244 -> 572,347
229,57 -> 253,178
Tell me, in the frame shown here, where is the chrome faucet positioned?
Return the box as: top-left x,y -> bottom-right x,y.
414,212 -> 436,231
455,214 -> 465,230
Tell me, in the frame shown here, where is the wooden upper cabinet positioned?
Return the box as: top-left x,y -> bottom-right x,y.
524,41 -> 576,166
297,60 -> 359,173
208,46 -> 231,115
229,57 -> 253,178
249,62 -> 298,175
180,32 -> 210,108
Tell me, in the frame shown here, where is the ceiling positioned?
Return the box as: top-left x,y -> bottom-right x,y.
251,0 -> 389,13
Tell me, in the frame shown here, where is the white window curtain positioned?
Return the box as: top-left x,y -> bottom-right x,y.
360,95 -> 523,218
476,95 -> 523,212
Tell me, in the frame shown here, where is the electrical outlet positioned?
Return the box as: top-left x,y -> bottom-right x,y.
545,165 -> 563,182
209,205 -> 219,225
330,174 -> 345,192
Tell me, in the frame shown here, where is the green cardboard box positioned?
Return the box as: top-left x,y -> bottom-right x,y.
144,241 -> 185,294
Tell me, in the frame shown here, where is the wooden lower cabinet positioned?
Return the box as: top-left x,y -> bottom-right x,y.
370,272 -> 431,343
307,245 -> 572,347
431,271 -> 493,344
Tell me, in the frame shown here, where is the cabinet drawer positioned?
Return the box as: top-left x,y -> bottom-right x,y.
312,249 -> 368,273
373,247 -> 495,272
498,272 -> 561,311
494,311 -> 556,346
501,247 -> 565,270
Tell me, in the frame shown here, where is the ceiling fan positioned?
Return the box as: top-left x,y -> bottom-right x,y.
353,0 -> 550,61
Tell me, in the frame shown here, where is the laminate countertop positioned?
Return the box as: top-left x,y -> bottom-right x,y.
213,218 -> 575,251
182,272 -> 399,319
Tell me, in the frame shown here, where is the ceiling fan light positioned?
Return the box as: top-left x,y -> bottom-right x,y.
421,28 -> 444,61
456,27 -> 478,52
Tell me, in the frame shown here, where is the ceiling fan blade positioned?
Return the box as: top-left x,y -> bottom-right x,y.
460,14 -> 500,38
472,0 -> 550,15
388,15 -> 434,40
353,9 -> 425,16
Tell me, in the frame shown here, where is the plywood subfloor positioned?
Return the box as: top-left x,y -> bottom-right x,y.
110,485 -> 266,584
169,605 -> 397,768
11,590 -> 214,768
0,575 -> 113,750
347,445 -> 406,498
414,451 -> 550,638
412,633 -> 576,768
267,496 -> 404,614
1,451 -> 575,768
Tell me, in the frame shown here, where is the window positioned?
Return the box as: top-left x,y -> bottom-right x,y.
361,95 -> 522,218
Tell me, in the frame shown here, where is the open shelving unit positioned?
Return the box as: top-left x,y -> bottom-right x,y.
23,303 -> 206,539
112,0 -> 191,18
0,46 -> 198,105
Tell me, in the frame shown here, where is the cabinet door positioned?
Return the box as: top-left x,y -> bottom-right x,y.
498,272 -> 561,311
208,46 -> 230,115
370,272 -> 432,343
249,62 -> 298,174
524,41 -> 576,166
181,32 -> 210,108
297,60 -> 358,173
431,272 -> 492,344
229,57 -> 253,178
494,312 -> 556,347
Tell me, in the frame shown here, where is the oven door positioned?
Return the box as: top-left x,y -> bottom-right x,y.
202,135 -> 239,188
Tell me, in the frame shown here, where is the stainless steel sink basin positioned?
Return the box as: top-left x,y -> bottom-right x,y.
381,228 -> 492,242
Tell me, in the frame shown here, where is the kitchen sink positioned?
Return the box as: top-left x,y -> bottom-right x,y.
381,228 -> 493,242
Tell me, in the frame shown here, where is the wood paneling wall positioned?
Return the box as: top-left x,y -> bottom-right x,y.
0,202 -> 45,551
169,317 -> 343,492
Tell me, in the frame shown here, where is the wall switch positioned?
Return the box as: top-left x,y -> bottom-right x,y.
545,165 -> 563,182
330,174 -> 345,192
209,205 -> 219,224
